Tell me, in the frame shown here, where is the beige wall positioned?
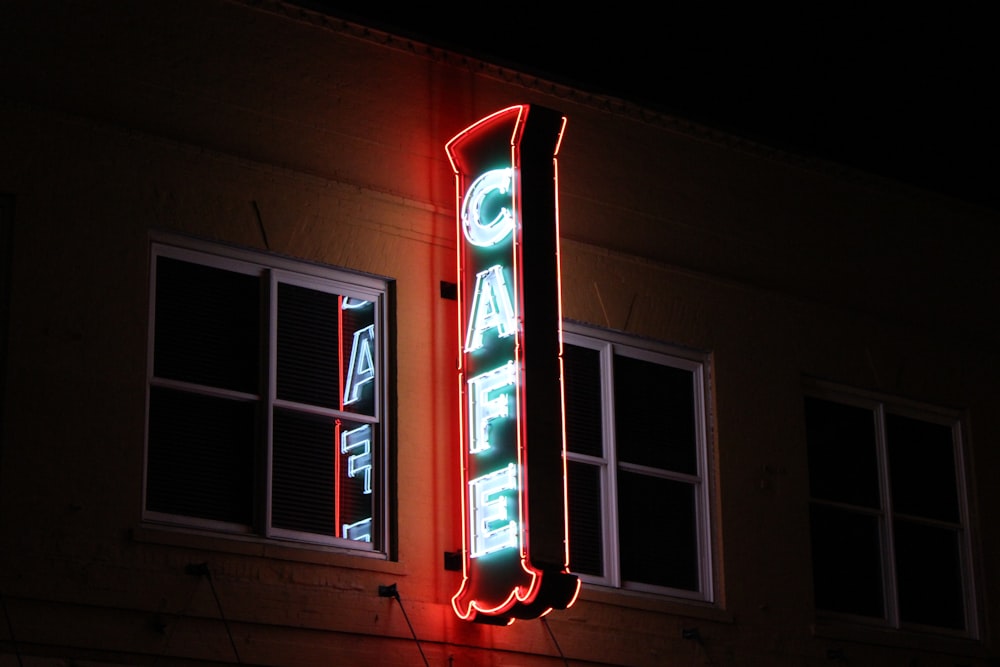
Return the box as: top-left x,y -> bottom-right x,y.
0,1 -> 996,665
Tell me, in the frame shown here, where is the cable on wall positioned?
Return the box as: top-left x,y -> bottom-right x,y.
0,592 -> 24,667
151,569 -> 203,667
251,200 -> 270,250
187,563 -> 242,664
682,626 -> 715,665
378,583 -> 430,667
540,616 -> 570,666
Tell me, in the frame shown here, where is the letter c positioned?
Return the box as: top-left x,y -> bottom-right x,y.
462,168 -> 515,247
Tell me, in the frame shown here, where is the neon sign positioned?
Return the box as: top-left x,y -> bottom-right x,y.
447,105 -> 580,624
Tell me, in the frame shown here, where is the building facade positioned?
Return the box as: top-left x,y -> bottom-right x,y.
1,1 -> 998,665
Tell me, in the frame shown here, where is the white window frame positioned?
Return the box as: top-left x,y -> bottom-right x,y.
804,379 -> 978,637
563,322 -> 714,602
143,233 -> 391,556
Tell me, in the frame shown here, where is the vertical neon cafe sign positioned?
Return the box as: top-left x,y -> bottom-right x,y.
447,105 -> 580,624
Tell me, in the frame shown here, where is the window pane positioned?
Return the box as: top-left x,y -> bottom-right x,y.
154,257 -> 260,394
338,418 -> 378,543
563,343 -> 602,457
272,408 -> 336,537
276,283 -> 341,409
615,355 -> 696,474
804,397 -> 880,508
886,414 -> 959,522
146,386 -> 256,525
618,471 -> 698,591
0,195 -> 12,433
809,503 -> 884,618
272,409 -> 377,544
567,460 -> 603,576
895,519 -> 965,629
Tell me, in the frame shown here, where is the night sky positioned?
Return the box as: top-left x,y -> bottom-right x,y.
302,4 -> 1000,214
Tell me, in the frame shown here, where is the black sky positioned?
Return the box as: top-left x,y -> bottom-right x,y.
303,4 -> 999,213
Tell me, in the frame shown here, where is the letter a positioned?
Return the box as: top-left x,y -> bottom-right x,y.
465,265 -> 516,351
343,324 -> 375,405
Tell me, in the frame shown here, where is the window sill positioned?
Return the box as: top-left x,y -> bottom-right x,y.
811,618 -> 986,657
577,584 -> 732,624
130,523 -> 407,575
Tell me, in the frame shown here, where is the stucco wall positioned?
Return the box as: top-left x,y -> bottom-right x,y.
0,1 -> 996,665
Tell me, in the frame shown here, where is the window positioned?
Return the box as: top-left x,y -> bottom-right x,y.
562,323 -> 713,600
0,195 -> 11,464
804,382 -> 976,635
144,236 -> 390,554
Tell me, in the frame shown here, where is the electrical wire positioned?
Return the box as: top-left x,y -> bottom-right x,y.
382,585 -> 430,667
152,571 -> 202,667
541,616 -> 570,666
188,563 -> 242,665
0,592 -> 24,667
206,572 -> 242,664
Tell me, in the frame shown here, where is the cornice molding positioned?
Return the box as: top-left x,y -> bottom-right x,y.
244,0 -> 993,218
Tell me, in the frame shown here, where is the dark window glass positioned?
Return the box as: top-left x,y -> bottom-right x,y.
886,414 -> 958,522
276,282 -> 342,409
615,355 -> 696,474
804,396 -> 880,508
895,519 -> 965,629
271,408 -> 337,536
154,257 -> 260,394
619,471 -> 698,590
0,195 -> 12,458
567,460 -> 603,576
809,503 -> 885,618
563,343 -> 602,457
146,386 -> 256,524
